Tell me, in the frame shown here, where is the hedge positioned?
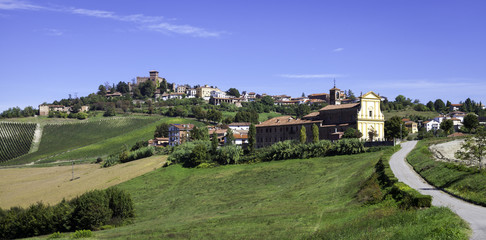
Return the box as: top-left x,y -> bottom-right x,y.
374,145 -> 432,209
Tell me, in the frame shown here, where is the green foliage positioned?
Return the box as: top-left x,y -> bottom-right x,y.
463,113 -> 479,131
211,131 -> 218,154
207,109 -> 222,123
234,110 -> 259,124
120,146 -> 155,163
385,116 -> 408,140
248,123 -> 256,153
70,190 -> 112,230
48,231 -> 64,239
357,172 -> 383,204
0,122 -> 37,162
312,124 -> 319,143
154,122 -> 170,138
0,106 -> 36,119
103,106 -> 116,117
216,145 -> 244,165
0,187 -> 133,239
168,140 -> 211,167
130,140 -> 148,151
342,128 -> 362,139
226,88 -> 241,98
225,128 -> 235,145
440,119 -> 454,135
300,126 -> 307,144
434,99 -> 446,113
189,144 -> 209,167
190,125 -> 209,141
70,229 -> 93,239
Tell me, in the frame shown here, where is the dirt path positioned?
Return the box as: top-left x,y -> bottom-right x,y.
29,123 -> 43,153
390,141 -> 486,240
0,155 -> 166,209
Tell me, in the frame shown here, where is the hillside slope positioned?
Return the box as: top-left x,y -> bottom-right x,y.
95,151 -> 468,239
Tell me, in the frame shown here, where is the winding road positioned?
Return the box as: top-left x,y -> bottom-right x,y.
390,141 -> 486,240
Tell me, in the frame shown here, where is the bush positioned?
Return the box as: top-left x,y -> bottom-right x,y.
47,231 -> 64,239
105,187 -> 135,220
357,173 -> 383,204
120,146 -> 155,163
70,190 -> 112,230
70,229 -> 93,238
216,145 -> 244,165
390,182 -> 432,209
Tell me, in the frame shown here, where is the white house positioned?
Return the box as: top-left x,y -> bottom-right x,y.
424,120 -> 440,132
228,122 -> 251,131
224,130 -> 248,146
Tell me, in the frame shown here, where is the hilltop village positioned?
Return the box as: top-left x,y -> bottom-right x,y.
17,70 -> 481,151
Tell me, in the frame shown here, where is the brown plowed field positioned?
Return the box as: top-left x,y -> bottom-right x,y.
0,155 -> 166,209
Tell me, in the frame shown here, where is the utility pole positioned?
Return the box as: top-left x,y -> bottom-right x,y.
71,160 -> 74,181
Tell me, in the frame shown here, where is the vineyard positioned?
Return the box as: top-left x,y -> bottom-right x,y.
0,122 -> 37,162
3,117 -> 200,166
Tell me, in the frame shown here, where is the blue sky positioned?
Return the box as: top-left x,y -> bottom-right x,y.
1,0 -> 485,111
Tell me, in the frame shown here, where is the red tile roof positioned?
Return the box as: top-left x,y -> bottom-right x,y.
319,103 -> 359,111
256,116 -> 319,127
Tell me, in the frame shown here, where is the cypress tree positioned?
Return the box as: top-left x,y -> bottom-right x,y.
300,126 -> 307,144
312,124 -> 319,143
248,123 -> 256,153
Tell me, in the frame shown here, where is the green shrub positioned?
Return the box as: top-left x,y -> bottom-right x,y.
390,182 -> 432,209
105,187 -> 135,220
216,145 -> 244,165
70,229 -> 93,238
357,172 -> 384,204
48,231 -> 64,239
120,146 -> 155,163
70,190 -> 112,230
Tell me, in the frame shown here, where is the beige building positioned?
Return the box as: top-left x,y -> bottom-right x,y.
196,85 -> 223,100
355,92 -> 385,141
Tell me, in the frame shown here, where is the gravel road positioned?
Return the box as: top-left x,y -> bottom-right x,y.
389,141 -> 486,240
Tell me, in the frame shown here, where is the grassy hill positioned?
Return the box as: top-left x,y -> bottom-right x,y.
91,151 -> 468,239
383,109 -> 439,120
1,116 -> 201,166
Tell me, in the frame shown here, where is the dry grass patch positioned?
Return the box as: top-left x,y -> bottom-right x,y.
0,155 -> 166,209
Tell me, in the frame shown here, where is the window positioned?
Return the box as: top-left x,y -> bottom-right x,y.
369,111 -> 372,117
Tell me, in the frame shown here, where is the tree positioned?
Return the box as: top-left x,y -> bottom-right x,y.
192,106 -> 206,121
103,106 -> 116,117
97,85 -> 107,96
434,99 -> 446,113
190,126 -> 208,141
261,96 -> 274,106
440,119 -> 454,135
347,89 -> 356,101
116,81 -> 129,94
207,109 -> 222,123
139,81 -> 155,98
211,131 -> 219,153
189,144 -> 208,167
295,104 -> 311,118
343,128 -> 362,139
300,126 -> 307,144
368,128 -> 378,142
455,130 -> 486,170
312,124 -> 319,143
225,128 -> 235,145
226,88 -> 241,98
426,101 -> 435,111
463,113 -> 479,131
385,116 -> 407,140
248,123 -> 256,152
154,123 -> 169,138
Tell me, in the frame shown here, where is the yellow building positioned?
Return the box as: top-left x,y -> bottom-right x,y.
356,91 -> 385,141
196,85 -> 223,100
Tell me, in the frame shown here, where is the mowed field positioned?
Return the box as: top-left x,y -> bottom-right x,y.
0,155 -> 166,209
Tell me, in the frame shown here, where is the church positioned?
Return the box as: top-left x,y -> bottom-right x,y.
255,85 -> 385,148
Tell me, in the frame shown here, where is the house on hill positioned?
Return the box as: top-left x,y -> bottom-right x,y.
38,104 -> 89,116
168,124 -> 194,146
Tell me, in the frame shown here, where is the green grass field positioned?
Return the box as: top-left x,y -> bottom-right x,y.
2,116 -> 201,166
383,109 -> 439,120
407,139 -> 486,206
90,151 -> 468,239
